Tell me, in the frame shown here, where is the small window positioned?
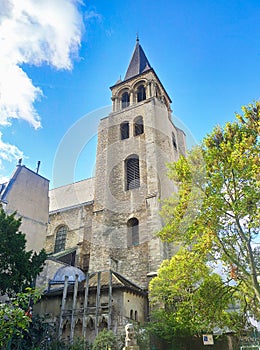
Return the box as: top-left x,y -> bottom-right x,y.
172,132 -> 177,150
127,218 -> 139,246
130,309 -> 133,319
134,116 -> 144,136
126,156 -> 140,190
121,122 -> 129,140
137,85 -> 146,102
121,92 -> 130,109
54,226 -> 67,253
135,310 -> 138,321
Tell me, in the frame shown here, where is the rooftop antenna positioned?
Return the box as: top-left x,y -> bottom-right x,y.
36,161 -> 41,174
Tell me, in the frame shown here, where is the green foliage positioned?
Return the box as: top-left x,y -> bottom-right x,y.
134,325 -> 150,350
2,320 -> 90,350
92,329 -> 118,350
69,337 -> 88,350
158,102 -> 260,319
118,323 -> 150,350
149,248 -> 240,340
0,209 -> 47,296
149,102 -> 260,342
0,289 -> 41,349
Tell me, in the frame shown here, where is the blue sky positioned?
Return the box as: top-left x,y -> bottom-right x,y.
0,0 -> 259,188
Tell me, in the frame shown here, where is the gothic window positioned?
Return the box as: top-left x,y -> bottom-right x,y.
127,218 -> 139,246
121,122 -> 129,140
134,116 -> 144,136
172,132 -> 177,150
137,85 -> 146,102
126,155 -> 140,190
54,226 -> 67,253
121,92 -> 130,108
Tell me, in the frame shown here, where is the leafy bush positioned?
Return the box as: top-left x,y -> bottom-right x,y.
92,329 -> 118,350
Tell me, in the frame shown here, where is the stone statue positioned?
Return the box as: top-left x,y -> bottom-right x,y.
123,323 -> 139,350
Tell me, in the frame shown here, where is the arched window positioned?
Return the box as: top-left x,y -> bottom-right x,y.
121,122 -> 129,140
135,310 -> 138,321
126,156 -> 140,190
130,309 -> 133,319
88,317 -> 95,330
137,85 -> 146,102
134,116 -> 144,136
172,132 -> 177,150
121,92 -> 130,108
127,218 -> 139,246
54,226 -> 67,253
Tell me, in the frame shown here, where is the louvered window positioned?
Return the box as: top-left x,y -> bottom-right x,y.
121,92 -> 130,108
127,218 -> 139,246
54,226 -> 67,253
137,85 -> 146,102
121,122 -> 129,140
134,116 -> 144,136
126,157 -> 140,190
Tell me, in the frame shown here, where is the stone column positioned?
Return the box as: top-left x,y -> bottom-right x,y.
150,81 -> 156,97
111,97 -> 116,112
130,90 -> 134,105
58,276 -> 69,339
70,274 -> 79,343
146,81 -> 151,98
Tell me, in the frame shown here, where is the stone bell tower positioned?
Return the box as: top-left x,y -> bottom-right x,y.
89,38 -> 186,288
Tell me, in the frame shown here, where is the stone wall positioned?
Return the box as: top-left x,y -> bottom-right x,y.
34,284 -> 147,345
46,203 -> 93,270
3,165 -> 49,252
90,95 -> 182,286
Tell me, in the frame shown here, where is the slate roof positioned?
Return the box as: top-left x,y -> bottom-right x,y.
49,177 -> 94,213
46,269 -> 146,296
124,37 -> 152,81
110,39 -> 172,103
88,270 -> 145,294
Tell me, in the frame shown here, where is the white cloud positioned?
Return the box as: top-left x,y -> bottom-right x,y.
0,0 -> 84,128
0,131 -> 23,165
0,0 -> 86,174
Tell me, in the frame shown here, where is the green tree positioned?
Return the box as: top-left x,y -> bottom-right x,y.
158,101 -> 260,318
92,329 -> 118,350
149,248 -> 242,342
0,209 -> 47,296
0,288 -> 41,349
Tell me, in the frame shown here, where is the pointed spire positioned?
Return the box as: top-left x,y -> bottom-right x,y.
124,38 -> 151,81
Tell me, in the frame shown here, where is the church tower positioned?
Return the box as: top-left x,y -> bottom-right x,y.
89,38 -> 186,288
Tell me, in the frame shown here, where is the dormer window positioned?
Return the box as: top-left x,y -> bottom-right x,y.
121,92 -> 130,108
137,85 -> 146,102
